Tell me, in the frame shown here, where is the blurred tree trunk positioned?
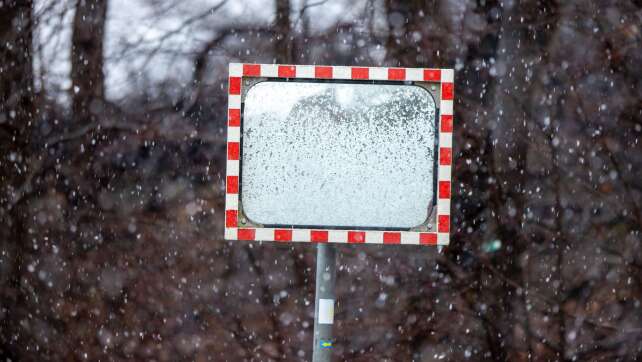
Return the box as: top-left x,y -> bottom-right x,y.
0,0 -> 34,358
274,0 -> 292,63
71,0 -> 107,124
384,0 -> 434,66
489,1 -> 560,360
0,0 -> 35,255
0,0 -> 34,146
298,0 -> 310,63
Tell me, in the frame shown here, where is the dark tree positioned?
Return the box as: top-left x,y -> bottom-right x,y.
384,0 -> 432,66
0,1 -> 34,359
274,0 -> 292,63
71,0 -> 108,124
0,0 -> 34,156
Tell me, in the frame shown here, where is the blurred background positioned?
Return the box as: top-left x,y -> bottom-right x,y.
1,0 -> 641,360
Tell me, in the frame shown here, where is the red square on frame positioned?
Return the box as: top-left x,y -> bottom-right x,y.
225,210 -> 237,228
238,228 -> 256,240
441,115 -> 453,133
388,68 -> 406,81
424,69 -> 441,81
438,215 -> 450,233
227,142 -> 240,160
278,65 -> 296,78
348,231 -> 365,243
229,77 -> 241,95
439,147 -> 452,165
311,230 -> 328,242
274,229 -> 292,242
420,233 -> 437,245
351,67 -> 369,80
226,176 -> 239,194
243,64 -> 261,76
315,66 -> 333,79
228,109 -> 240,127
442,82 -> 454,100
383,232 -> 401,244
438,181 -> 450,199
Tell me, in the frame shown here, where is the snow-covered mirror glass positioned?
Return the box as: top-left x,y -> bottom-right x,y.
241,81 -> 436,228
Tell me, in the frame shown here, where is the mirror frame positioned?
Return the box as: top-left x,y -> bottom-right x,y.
224,63 -> 454,246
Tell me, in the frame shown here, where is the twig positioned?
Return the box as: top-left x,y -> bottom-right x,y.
136,0 -> 229,71
292,0 -> 330,30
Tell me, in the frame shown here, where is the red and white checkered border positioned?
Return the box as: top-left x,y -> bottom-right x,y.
224,63 -> 454,245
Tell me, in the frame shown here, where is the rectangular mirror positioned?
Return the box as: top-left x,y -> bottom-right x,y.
240,81 -> 437,229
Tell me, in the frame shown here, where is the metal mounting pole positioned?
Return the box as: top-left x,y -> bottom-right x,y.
312,243 -> 336,362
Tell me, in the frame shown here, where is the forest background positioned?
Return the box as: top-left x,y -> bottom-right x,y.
1,0 -> 641,360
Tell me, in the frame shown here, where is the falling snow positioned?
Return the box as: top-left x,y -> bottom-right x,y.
0,0 -> 641,361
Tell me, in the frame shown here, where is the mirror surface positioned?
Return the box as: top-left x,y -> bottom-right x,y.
241,81 -> 436,228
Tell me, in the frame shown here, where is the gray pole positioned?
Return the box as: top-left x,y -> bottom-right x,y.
312,243 -> 336,362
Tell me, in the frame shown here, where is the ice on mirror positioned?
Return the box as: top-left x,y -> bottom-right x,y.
241,81 -> 436,228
